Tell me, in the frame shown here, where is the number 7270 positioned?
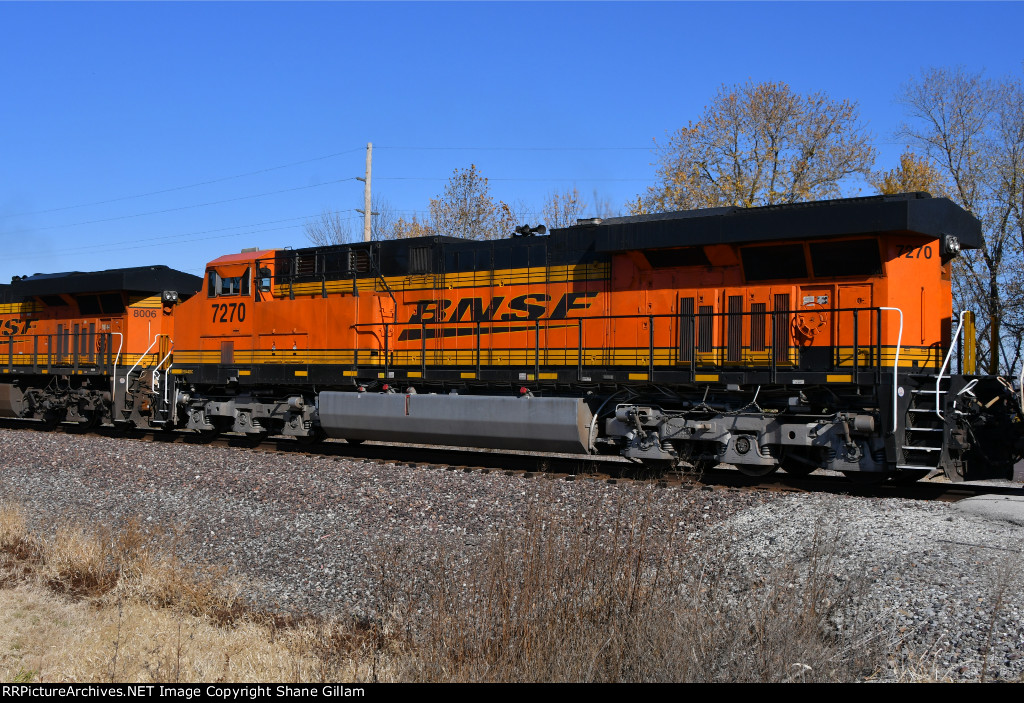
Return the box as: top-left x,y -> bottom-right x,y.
211,302 -> 246,322
895,244 -> 933,259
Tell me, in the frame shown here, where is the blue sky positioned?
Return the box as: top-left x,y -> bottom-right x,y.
1,1 -> 1022,282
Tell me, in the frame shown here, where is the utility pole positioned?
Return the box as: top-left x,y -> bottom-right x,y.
356,142 -> 373,242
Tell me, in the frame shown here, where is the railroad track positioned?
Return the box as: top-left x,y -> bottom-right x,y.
3,418 -> 1021,502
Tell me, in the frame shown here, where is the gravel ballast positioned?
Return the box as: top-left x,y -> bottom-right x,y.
0,427 -> 1021,682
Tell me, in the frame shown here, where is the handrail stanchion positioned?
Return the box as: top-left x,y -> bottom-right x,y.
690,313 -> 697,379
648,315 -> 655,380
875,309 -> 882,385
853,309 -> 859,376
383,322 -> 390,380
577,319 -> 583,381
535,320 -> 540,380
935,311 -> 968,420
421,321 -> 426,378
878,307 -> 904,434
109,332 -> 124,418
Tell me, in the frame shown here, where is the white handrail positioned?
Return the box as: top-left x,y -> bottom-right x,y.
1018,362 -> 1023,412
125,335 -> 161,381
878,307 -> 903,434
109,332 -> 124,398
151,344 -> 174,394
163,364 -> 173,404
935,311 -> 969,421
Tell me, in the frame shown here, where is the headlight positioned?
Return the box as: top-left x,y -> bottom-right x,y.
942,234 -> 961,259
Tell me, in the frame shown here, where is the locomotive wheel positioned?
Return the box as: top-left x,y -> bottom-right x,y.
842,471 -> 887,485
195,428 -> 220,443
32,411 -> 61,432
736,463 -> 779,477
66,412 -> 100,434
779,449 -> 819,478
295,428 -> 327,446
889,468 -> 930,485
241,432 -> 268,447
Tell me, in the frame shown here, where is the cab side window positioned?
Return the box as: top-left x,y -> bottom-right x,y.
208,268 -> 251,297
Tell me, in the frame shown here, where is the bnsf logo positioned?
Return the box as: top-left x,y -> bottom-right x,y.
1,319 -> 31,335
407,292 -> 598,325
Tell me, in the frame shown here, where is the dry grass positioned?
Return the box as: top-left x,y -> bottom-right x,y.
0,504 -> 387,683
0,493 -> 891,683
376,491 -> 884,682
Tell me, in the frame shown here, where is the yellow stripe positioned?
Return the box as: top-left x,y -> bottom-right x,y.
171,344 -> 944,372
272,263 -> 610,297
406,371 -> 422,378
695,374 -> 719,382
0,302 -> 42,314
237,369 -> 251,376
827,374 -> 852,382
460,372 -> 476,379
171,369 -> 193,375
343,370 -> 357,376
539,373 -> 558,380
628,373 -> 649,381
294,370 -> 308,377
128,295 -> 162,308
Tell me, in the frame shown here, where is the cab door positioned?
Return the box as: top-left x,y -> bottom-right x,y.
837,285 -> 873,370
794,285 -> 835,371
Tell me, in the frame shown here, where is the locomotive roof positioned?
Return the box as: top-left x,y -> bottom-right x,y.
9,265 -> 203,297
264,193 -> 983,282
554,192 -> 983,252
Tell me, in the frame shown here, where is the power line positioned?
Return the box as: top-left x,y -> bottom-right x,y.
6,145 -> 646,220
7,147 -> 366,218
4,221 -> 310,265
378,177 -> 648,182
7,214 -> 336,259
0,178 -> 359,237
376,145 -> 651,151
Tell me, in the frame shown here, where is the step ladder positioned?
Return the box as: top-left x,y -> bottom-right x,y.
897,375 -> 948,472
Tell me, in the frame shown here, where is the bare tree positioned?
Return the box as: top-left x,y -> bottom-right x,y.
897,66 -> 1024,373
304,209 -> 355,246
541,187 -> 587,229
368,196 -> 398,242
589,189 -> 619,219
633,80 -> 876,213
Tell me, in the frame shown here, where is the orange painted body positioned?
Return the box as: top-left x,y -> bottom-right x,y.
0,293 -> 175,373
170,232 -> 952,381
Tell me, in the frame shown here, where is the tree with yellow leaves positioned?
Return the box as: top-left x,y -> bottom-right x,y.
871,150 -> 949,196
390,214 -> 435,239
428,164 -> 518,240
633,81 -> 876,213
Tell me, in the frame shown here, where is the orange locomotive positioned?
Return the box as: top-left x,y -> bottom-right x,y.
2,193 -> 1020,481
0,267 -> 201,428
164,192 -> 1019,481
